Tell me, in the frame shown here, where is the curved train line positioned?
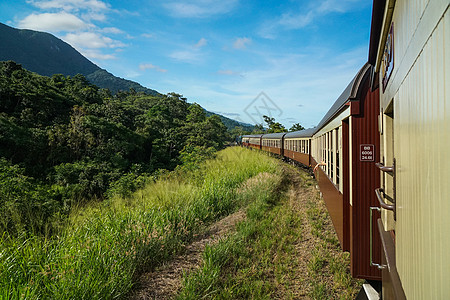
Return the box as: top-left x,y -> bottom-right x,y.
241,1 -> 449,298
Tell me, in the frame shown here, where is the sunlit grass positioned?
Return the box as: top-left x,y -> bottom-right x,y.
176,164 -> 363,300
0,147 -> 280,299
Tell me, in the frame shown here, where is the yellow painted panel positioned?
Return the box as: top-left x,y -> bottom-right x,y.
394,10 -> 449,299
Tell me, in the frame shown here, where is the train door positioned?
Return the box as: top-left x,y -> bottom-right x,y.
380,101 -> 395,231
377,100 -> 405,299
342,118 -> 350,252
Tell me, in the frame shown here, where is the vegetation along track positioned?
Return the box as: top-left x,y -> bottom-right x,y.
131,152 -> 363,299
0,147 -> 361,299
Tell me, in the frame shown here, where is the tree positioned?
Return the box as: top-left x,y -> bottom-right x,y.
263,115 -> 286,133
289,123 -> 305,132
251,124 -> 265,134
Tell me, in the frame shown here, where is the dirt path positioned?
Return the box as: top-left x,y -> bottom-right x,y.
129,165 -> 360,299
129,209 -> 246,300
275,165 -> 361,299
284,168 -> 320,298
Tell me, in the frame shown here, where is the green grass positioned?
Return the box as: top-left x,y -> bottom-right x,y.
305,195 -> 363,299
176,164 -> 363,300
177,169 -> 301,299
0,147 -> 279,299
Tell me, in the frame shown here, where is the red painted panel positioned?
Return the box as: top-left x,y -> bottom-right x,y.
262,146 -> 281,155
349,85 -> 382,280
315,166 -> 345,248
285,150 -> 310,166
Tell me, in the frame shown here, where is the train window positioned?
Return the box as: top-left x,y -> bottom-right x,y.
322,135 -> 326,171
328,133 -> 331,176
336,128 -> 340,186
331,131 -> 334,180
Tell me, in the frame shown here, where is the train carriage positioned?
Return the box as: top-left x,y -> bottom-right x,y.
241,1 -> 448,297
369,0 -> 449,298
243,134 -> 263,150
261,132 -> 285,156
309,63 -> 383,282
284,128 -> 316,166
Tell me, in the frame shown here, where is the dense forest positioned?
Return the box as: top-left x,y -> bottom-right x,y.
0,60 -> 230,236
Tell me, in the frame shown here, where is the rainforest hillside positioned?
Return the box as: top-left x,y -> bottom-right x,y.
0,61 -> 230,235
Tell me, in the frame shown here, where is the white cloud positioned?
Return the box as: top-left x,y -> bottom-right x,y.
169,50 -> 202,63
82,12 -> 107,22
27,0 -> 108,12
79,49 -> 116,60
162,46 -> 367,128
233,37 -> 251,49
18,12 -> 88,32
18,0 -> 129,63
141,33 -> 153,38
163,0 -> 238,18
194,38 -> 207,48
139,63 -> 167,73
100,27 -> 124,34
259,0 -> 363,38
279,10 -> 314,29
168,38 -> 209,63
63,32 -> 126,49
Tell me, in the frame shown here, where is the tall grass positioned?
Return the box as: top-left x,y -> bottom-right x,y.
0,147 -> 279,299
176,169 -> 297,299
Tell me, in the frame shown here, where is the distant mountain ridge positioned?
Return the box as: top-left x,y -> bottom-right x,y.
0,22 -> 255,131
0,22 -> 158,95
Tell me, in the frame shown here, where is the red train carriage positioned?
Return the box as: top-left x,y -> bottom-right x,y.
242,63 -> 383,284
261,132 -> 285,156
284,128 -> 316,167
243,134 -> 263,150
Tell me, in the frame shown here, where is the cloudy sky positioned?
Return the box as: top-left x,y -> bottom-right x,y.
0,0 -> 373,128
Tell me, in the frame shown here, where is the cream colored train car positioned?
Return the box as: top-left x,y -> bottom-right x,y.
369,0 -> 449,298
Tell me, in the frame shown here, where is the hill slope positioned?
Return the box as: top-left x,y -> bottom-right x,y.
0,22 -> 158,95
0,22 -> 254,130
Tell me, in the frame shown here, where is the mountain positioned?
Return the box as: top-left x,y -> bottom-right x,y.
204,110 -> 255,132
0,22 -> 254,131
0,22 -> 158,95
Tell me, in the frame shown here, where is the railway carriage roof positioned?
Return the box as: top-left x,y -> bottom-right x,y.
242,134 -> 263,138
284,127 -> 317,138
261,132 -> 286,139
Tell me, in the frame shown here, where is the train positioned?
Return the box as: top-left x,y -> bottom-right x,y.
242,0 -> 448,299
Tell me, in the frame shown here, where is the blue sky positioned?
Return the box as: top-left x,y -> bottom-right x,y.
0,0 -> 373,128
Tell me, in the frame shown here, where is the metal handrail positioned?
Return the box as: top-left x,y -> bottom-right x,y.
375,162 -> 394,173
370,206 -> 386,269
375,188 -> 395,211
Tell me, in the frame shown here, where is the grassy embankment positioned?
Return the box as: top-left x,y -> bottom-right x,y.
0,147 -> 281,299
177,163 -> 363,299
